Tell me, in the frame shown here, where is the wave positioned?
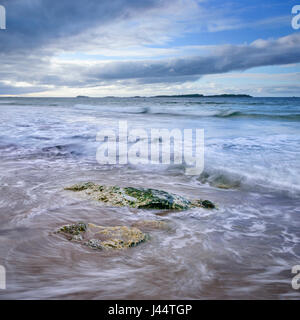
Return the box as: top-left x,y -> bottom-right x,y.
157,100 -> 286,106
0,101 -> 35,106
213,110 -> 241,118
213,111 -> 300,120
0,102 -> 21,106
159,101 -> 228,105
40,144 -> 84,157
0,100 -> 17,104
142,108 -> 300,121
197,167 -> 300,197
0,143 -> 84,161
198,170 -> 242,190
73,103 -> 149,114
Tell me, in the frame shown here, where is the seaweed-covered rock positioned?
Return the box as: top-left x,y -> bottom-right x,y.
58,222 -> 87,236
64,183 -> 216,210
56,222 -> 147,250
64,182 -> 95,192
201,200 -> 215,209
191,199 -> 216,209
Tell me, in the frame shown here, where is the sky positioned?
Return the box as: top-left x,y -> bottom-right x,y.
0,0 -> 300,97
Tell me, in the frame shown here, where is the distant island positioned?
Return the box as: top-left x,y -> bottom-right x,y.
74,94 -> 253,99
153,94 -> 252,98
206,94 -> 252,98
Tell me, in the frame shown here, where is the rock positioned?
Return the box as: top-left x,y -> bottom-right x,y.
200,200 -> 216,209
190,199 -> 216,209
58,222 -> 87,235
123,187 -> 191,210
64,182 -> 95,192
56,222 -> 147,250
215,184 -> 231,190
198,172 -> 240,190
64,183 -> 216,210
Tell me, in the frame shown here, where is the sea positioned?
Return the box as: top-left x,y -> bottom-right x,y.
0,96 -> 299,299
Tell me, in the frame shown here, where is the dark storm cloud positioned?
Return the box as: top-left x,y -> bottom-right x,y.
2,30 -> 300,89
1,1 -> 300,92
0,0 -> 166,52
0,83 -> 47,95
84,33 -> 300,83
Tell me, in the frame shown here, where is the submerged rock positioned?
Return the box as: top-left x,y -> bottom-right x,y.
56,222 -> 147,250
65,182 -> 216,210
215,184 -> 232,190
198,172 -> 241,190
64,182 -> 95,192
131,220 -> 169,231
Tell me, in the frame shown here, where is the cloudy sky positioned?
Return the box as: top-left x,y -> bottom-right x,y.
0,0 -> 300,97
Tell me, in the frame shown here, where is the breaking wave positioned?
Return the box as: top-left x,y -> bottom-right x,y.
144,108 -> 300,120
197,167 -> 300,197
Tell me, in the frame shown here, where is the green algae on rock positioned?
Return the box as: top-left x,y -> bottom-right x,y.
64,182 -> 216,210
64,182 -> 95,192
191,199 -> 216,209
58,222 -> 87,235
56,222 -> 147,250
